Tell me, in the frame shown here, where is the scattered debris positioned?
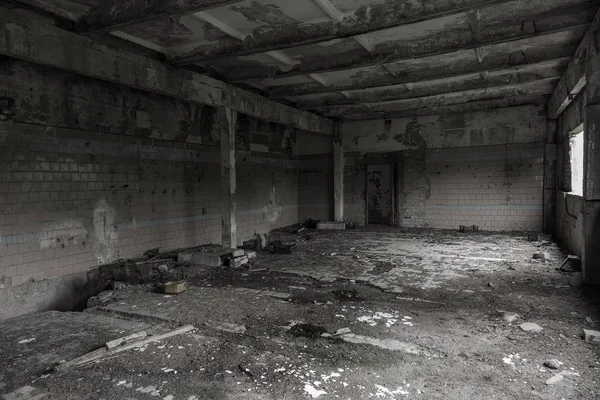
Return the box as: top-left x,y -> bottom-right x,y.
545,370 -> 580,385
527,233 -> 539,241
459,225 -> 479,232
164,280 -> 187,294
143,248 -> 160,258
532,252 -> 549,261
305,219 -> 320,229
87,290 -> 115,308
316,221 -> 345,230
112,281 -> 127,290
501,312 -> 519,323
290,323 -> 327,339
55,325 -> 195,372
332,289 -> 359,301
520,323 -> 543,333
543,359 -> 561,370
105,331 -> 147,350
583,329 -> 600,344
304,384 -> 327,398
178,248 -> 243,267
559,255 -> 581,272
334,327 -> 351,335
268,240 -> 292,254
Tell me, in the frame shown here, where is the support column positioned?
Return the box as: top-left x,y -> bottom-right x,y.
219,107 -> 237,248
543,120 -> 557,234
582,32 -> 600,283
333,122 -> 344,222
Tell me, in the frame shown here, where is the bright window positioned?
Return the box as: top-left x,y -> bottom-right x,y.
570,128 -> 584,196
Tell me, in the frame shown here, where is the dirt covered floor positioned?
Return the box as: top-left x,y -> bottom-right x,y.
1,227 -> 600,400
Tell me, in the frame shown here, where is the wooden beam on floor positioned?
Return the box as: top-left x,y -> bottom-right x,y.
0,7 -> 333,135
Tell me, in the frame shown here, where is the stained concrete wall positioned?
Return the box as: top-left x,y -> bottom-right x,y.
0,57 -> 316,318
342,105 -> 547,231
555,191 -> 584,256
554,92 -> 585,257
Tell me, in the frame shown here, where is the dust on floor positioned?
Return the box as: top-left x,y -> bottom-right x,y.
1,227 -> 599,400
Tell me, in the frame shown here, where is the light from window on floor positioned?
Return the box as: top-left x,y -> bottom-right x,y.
570,130 -> 584,196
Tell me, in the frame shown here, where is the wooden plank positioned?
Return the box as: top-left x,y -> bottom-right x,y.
0,7 -> 333,135
55,325 -> 195,371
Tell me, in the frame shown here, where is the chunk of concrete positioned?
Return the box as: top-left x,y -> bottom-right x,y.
164,280 -> 186,294
502,312 -> 519,323
520,322 -> 543,332
230,255 -> 249,268
532,252 -> 549,261
317,221 -> 345,230
583,329 -> 600,344
543,359 -> 561,370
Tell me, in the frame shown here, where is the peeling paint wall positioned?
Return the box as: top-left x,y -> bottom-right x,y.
0,58 -> 223,318
235,116 -> 299,243
342,105 -> 547,231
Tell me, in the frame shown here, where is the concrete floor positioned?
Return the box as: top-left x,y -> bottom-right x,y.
1,228 -> 599,400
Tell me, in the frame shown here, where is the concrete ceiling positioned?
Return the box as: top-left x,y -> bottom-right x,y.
13,0 -> 600,120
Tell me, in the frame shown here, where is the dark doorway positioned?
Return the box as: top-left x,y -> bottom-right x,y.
367,164 -> 393,225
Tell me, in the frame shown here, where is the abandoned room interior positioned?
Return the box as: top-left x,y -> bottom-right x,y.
2,0 -> 600,398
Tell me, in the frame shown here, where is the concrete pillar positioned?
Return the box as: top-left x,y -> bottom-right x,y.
333,122 -> 344,222
543,120 -> 557,234
582,34 -> 600,283
219,107 -> 237,248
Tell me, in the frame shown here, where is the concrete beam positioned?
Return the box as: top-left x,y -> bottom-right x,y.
0,7 -> 333,135
219,107 -> 237,248
316,79 -> 558,117
220,1 -> 595,82
267,28 -> 585,98
169,0 -> 511,65
547,35 -> 591,119
79,0 -> 244,34
290,60 -> 568,109
342,95 -> 549,120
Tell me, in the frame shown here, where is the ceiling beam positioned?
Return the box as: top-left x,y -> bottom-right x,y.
78,0 -> 244,34
547,9 -> 600,119
317,79 -> 557,117
168,0 -> 529,65
289,59 -> 568,109
343,95 -> 549,121
215,1 -> 595,82
0,7 -> 332,135
267,27 -> 585,98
